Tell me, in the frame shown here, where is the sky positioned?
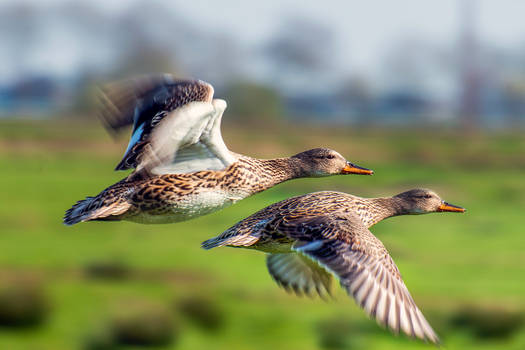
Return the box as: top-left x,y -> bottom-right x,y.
174,0 -> 525,74
98,1 -> 525,68
1,0 -> 525,83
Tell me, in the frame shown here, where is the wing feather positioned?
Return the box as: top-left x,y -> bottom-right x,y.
201,197 -> 440,344
266,253 -> 333,299
98,75 -> 236,174
295,237 -> 440,344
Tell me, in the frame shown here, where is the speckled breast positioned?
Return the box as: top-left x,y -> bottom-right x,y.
127,189 -> 243,224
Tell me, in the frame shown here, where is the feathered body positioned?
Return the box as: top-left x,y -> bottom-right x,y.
202,189 -> 465,344
201,191 -> 402,251
66,155 -> 315,225
64,75 -> 373,226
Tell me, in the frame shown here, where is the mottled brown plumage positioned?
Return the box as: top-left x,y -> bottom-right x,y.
98,75 -> 215,171
64,150 -> 372,225
202,189 -> 466,344
64,75 -> 373,225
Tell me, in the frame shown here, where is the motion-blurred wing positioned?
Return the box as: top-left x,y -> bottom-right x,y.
294,230 -> 440,344
98,75 -> 236,174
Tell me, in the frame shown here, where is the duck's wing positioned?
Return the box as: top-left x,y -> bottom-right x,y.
287,215 -> 439,344
99,75 -> 237,175
266,253 -> 333,299
202,209 -> 439,343
200,193 -> 342,250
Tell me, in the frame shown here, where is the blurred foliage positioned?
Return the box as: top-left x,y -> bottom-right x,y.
0,119 -> 524,349
0,272 -> 49,327
82,326 -> 115,350
83,259 -> 131,281
177,295 -> 224,332
450,306 -> 524,340
317,316 -> 361,349
222,81 -> 284,122
109,299 -> 177,346
262,17 -> 334,74
73,80 -> 99,116
112,47 -> 180,80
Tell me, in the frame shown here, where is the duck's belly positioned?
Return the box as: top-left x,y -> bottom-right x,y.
127,190 -> 243,224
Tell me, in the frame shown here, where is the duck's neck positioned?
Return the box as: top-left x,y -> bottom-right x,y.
361,196 -> 410,227
236,156 -> 306,195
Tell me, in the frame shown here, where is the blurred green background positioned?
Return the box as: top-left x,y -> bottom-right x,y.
1,119 -> 524,349
2,0 -> 525,349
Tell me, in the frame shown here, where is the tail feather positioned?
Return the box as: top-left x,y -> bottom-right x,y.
201,232 -> 259,250
201,236 -> 226,250
63,195 -> 131,226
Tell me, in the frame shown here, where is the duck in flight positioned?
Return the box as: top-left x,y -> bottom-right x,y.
202,188 -> 466,344
64,75 -> 373,225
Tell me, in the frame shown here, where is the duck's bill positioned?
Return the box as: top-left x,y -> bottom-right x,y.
438,202 -> 466,213
341,162 -> 374,175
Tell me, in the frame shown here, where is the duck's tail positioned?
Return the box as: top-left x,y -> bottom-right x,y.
64,187 -> 132,226
201,236 -> 228,250
201,230 -> 259,250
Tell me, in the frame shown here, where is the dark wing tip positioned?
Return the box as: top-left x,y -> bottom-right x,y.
97,75 -> 214,134
114,159 -> 131,171
201,237 -> 221,250
297,238 -> 441,345
63,204 -> 79,226
63,198 -> 91,226
100,75 -> 216,171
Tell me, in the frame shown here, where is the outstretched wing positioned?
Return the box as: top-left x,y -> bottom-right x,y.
289,216 -> 439,344
99,75 -> 236,175
206,208 -> 439,344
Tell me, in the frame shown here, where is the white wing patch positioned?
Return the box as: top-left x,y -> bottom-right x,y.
143,99 -> 237,175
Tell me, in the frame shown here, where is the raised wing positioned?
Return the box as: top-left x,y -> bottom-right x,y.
98,75 -> 236,175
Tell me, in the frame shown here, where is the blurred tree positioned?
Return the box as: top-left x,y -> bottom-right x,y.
115,46 -> 180,78
337,75 -> 374,125
187,32 -> 245,84
261,17 -> 335,92
71,71 -> 101,116
381,38 -> 454,96
458,0 -> 481,132
111,4 -> 181,78
264,18 -> 333,71
223,80 -> 284,122
380,37 -> 456,123
502,78 -> 525,126
0,3 -> 39,79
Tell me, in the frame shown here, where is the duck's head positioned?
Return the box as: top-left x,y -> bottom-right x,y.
394,188 -> 466,214
292,148 -> 373,177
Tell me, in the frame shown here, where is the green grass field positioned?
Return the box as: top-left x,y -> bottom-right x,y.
0,119 -> 524,349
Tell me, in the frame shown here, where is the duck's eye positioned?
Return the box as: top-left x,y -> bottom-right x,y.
326,154 -> 335,159
424,194 -> 432,199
